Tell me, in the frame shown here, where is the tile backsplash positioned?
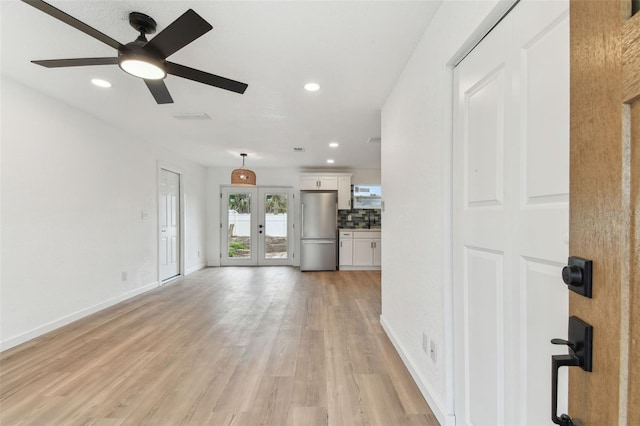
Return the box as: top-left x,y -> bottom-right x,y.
338,209 -> 381,229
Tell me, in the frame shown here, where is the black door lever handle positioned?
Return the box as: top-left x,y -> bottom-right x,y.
551,355 -> 581,426
550,316 -> 593,426
551,338 -> 576,351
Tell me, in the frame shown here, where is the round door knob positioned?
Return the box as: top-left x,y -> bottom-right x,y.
562,265 -> 583,286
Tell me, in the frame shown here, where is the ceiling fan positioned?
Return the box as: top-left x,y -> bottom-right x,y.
21,0 -> 248,104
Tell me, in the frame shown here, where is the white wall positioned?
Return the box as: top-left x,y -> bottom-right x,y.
380,1 -> 507,424
0,77 -> 207,350
181,162 -> 207,275
206,167 -> 380,266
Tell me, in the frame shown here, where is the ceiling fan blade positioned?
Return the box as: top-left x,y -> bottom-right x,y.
21,0 -> 123,50
32,57 -> 118,68
143,9 -> 212,59
166,62 -> 248,94
145,79 -> 174,104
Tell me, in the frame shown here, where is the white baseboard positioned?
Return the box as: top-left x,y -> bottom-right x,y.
380,315 -> 456,426
0,281 -> 159,352
185,263 -> 206,275
338,265 -> 381,271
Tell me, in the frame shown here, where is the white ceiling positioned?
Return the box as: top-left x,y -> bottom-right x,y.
1,0 -> 441,169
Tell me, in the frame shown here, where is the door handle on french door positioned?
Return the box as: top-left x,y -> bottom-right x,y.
550,316 -> 593,426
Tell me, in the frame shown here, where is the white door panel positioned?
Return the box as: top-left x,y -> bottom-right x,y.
463,247 -> 505,426
454,1 -> 569,424
464,66 -> 506,208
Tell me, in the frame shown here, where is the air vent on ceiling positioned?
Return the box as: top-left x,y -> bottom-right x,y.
171,113 -> 211,120
293,147 -> 306,152
367,137 -> 381,144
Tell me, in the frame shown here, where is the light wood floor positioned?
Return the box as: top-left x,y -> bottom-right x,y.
0,267 -> 438,425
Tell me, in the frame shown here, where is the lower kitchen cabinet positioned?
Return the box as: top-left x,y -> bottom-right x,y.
339,236 -> 353,265
372,238 -> 381,266
338,229 -> 381,270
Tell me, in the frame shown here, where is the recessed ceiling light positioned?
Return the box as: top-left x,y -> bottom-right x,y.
91,78 -> 111,88
304,82 -> 320,92
326,159 -> 335,164
329,142 -> 339,148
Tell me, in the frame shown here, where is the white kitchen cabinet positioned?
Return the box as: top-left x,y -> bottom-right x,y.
339,230 -> 353,266
299,176 -> 320,190
353,239 -> 375,265
299,176 -> 337,190
299,173 -> 352,208
372,238 -> 382,266
338,229 -> 381,270
337,176 -> 352,210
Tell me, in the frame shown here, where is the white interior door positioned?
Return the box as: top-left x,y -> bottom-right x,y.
220,186 -> 293,266
453,1 -> 569,425
159,169 -> 180,281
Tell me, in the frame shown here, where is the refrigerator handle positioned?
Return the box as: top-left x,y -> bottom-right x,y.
301,203 -> 304,237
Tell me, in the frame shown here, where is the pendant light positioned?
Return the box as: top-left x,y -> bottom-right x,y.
231,153 -> 256,186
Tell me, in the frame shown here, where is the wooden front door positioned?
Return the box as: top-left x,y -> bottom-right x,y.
568,0 -> 639,423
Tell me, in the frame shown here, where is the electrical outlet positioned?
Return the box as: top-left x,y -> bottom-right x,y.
422,333 -> 429,353
430,339 -> 437,363
121,272 -> 127,281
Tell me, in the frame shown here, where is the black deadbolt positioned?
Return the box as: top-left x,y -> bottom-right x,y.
562,257 -> 592,298
562,265 -> 583,286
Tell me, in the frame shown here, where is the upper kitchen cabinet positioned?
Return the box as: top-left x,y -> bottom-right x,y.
299,173 -> 352,209
337,176 -> 351,210
299,176 -> 338,190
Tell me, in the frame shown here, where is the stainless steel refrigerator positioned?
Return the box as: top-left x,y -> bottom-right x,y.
300,191 -> 337,271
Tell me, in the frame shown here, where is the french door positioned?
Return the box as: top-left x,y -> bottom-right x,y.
220,186 -> 294,266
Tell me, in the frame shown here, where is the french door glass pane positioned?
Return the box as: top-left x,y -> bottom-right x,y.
227,192 -> 251,259
264,193 -> 288,259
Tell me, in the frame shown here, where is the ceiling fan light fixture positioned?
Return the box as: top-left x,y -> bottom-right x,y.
119,56 -> 166,80
231,153 -> 256,186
